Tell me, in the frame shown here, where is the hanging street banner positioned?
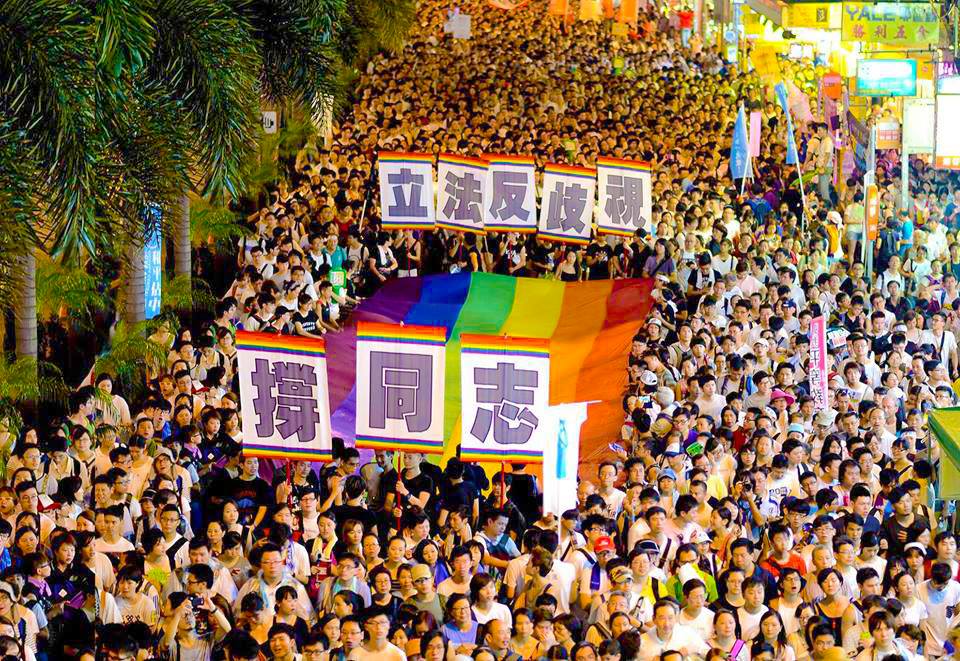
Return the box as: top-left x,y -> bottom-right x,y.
437,154 -> 488,233
808,316 -> 828,412
841,3 -> 939,45
537,163 -> 596,244
542,402 -> 590,517
236,332 -> 333,461
460,334 -> 551,463
378,152 -> 436,230
596,157 -> 652,237
483,155 -> 538,233
936,94 -> 960,169
355,322 -> 447,454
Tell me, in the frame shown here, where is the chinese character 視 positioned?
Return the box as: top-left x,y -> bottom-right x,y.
369,352 -> 434,433
469,362 -> 540,445
441,170 -> 483,224
250,358 -> 321,443
603,174 -> 645,229
387,167 -> 429,218
545,181 -> 588,233
489,171 -> 531,222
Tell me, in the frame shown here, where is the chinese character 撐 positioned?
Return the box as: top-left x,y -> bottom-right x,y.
250,358 -> 322,443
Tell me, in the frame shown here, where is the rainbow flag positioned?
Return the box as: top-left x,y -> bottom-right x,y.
325,273 -> 653,467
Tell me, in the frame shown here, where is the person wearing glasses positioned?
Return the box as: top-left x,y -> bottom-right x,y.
349,605 -> 407,660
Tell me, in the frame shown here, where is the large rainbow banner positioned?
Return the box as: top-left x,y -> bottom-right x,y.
325,273 -> 654,467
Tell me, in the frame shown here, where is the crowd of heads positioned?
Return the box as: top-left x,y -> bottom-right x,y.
10,0 -> 960,659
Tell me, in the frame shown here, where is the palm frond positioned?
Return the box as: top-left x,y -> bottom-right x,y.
162,274 -> 217,313
0,119 -> 41,307
34,256 -> 109,324
189,198 -> 250,250
149,0 -> 262,202
0,356 -> 67,407
230,0 -> 345,115
94,320 -> 169,399
0,0 -> 105,261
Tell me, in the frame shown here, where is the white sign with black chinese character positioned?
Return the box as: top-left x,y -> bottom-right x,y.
596,157 -> 652,236
236,332 -> 333,461
437,154 -> 487,233
483,155 -> 538,233
460,334 -> 551,463
537,163 -> 596,245
355,322 -> 447,454
377,152 -> 436,230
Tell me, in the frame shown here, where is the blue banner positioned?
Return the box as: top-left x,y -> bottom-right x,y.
730,106 -> 750,179
774,83 -> 800,166
143,204 -> 162,320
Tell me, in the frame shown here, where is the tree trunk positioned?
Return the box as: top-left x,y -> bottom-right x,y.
123,240 -> 145,325
14,250 -> 36,359
174,193 -> 191,280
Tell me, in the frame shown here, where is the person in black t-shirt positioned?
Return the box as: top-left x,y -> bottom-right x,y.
332,474 -> 378,535
397,453 -> 434,515
585,237 -> 614,280
292,294 -> 323,339
230,456 -> 272,528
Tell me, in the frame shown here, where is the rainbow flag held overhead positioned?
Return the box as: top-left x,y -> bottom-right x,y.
325,273 -> 654,469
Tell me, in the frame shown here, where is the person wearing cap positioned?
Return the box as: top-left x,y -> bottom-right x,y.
577,535 -> 618,611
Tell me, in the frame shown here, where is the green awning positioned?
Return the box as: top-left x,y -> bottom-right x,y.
929,407 -> 960,499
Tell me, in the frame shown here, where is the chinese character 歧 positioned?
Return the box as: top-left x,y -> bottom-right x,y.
489,171 -> 531,222
250,358 -> 321,443
387,167 -> 430,218
369,352 -> 434,433
603,174 -> 646,229
441,170 -> 483,225
545,181 -> 589,234
469,362 -> 540,445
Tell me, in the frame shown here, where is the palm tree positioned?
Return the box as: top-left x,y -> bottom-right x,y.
0,0 -> 416,360
0,2 -> 103,359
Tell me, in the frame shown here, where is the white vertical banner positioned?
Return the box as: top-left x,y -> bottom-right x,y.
436,154 -> 488,233
596,157 -> 652,236
459,334 -> 551,463
235,331 -> 333,461
537,163 -> 596,245
809,315 -> 828,412
483,155 -> 538,233
377,152 -> 436,229
542,402 -> 590,517
355,322 -> 447,455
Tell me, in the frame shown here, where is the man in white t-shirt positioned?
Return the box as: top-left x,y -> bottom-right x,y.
638,599 -> 709,661
922,311 -> 958,377
918,562 -> 960,657
348,608 -> 407,660
93,505 -> 135,555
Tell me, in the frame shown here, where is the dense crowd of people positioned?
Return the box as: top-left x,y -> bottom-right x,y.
7,0 -> 960,660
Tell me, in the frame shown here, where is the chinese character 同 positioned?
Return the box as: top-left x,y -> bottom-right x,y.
369,352 -> 434,433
